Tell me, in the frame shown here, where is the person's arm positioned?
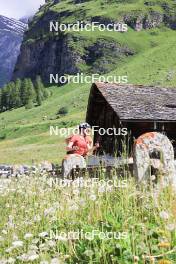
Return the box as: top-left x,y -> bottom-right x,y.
92,142 -> 100,151
66,137 -> 79,151
66,141 -> 74,151
86,137 -> 100,154
87,139 -> 93,151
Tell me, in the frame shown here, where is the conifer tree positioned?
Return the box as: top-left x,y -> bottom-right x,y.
8,82 -> 16,108
0,76 -> 50,112
21,78 -> 29,105
4,82 -> 13,109
27,78 -> 36,104
25,98 -> 34,109
10,81 -> 21,108
21,78 -> 36,107
0,86 -> 6,111
35,76 -> 43,106
0,89 -> 2,111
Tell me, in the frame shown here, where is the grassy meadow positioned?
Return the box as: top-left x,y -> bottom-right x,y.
0,173 -> 175,263
0,83 -> 88,164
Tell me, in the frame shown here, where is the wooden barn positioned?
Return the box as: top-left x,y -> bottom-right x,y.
86,82 -> 176,156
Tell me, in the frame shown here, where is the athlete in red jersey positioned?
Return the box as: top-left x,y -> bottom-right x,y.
62,123 -> 100,177
66,123 -> 99,157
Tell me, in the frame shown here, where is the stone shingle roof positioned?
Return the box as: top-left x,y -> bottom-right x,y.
93,82 -> 176,121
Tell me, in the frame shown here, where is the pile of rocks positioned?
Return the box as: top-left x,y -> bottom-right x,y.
0,161 -> 54,178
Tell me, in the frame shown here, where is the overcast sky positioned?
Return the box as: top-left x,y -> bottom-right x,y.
0,0 -> 45,19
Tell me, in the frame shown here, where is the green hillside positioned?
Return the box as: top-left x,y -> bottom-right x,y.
0,0 -> 176,164
35,0 -> 176,25
0,83 -> 89,164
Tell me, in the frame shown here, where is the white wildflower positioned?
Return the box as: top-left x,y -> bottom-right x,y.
0,236 -> 4,242
33,215 -> 41,222
5,247 -> 14,253
68,204 -> 79,211
31,238 -> 39,244
44,207 -> 56,216
84,249 -> 94,257
17,254 -> 28,262
50,216 -> 57,222
47,240 -> 56,247
79,198 -> 86,206
72,189 -> 80,195
89,194 -> 96,201
53,202 -> 60,209
159,211 -> 169,220
28,254 -> 39,261
2,230 -> 7,235
98,186 -> 106,193
166,223 -> 176,231
24,233 -> 33,240
12,234 -> 18,241
39,243 -> 48,251
51,258 -> 60,264
12,240 -> 24,248
28,245 -> 38,251
7,257 -> 15,264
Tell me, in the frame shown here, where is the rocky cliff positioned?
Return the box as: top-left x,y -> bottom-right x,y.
0,15 -> 27,87
12,0 -> 176,85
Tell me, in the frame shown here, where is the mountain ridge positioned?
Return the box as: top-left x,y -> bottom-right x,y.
0,15 -> 27,87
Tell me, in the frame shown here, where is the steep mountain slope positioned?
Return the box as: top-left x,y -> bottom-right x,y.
0,15 -> 27,87
13,0 -> 176,85
19,16 -> 32,24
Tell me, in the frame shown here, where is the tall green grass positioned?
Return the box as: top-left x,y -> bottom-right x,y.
0,174 -> 175,263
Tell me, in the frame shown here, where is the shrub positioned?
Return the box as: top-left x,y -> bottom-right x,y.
0,133 -> 6,140
57,106 -> 68,116
25,100 -> 34,109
